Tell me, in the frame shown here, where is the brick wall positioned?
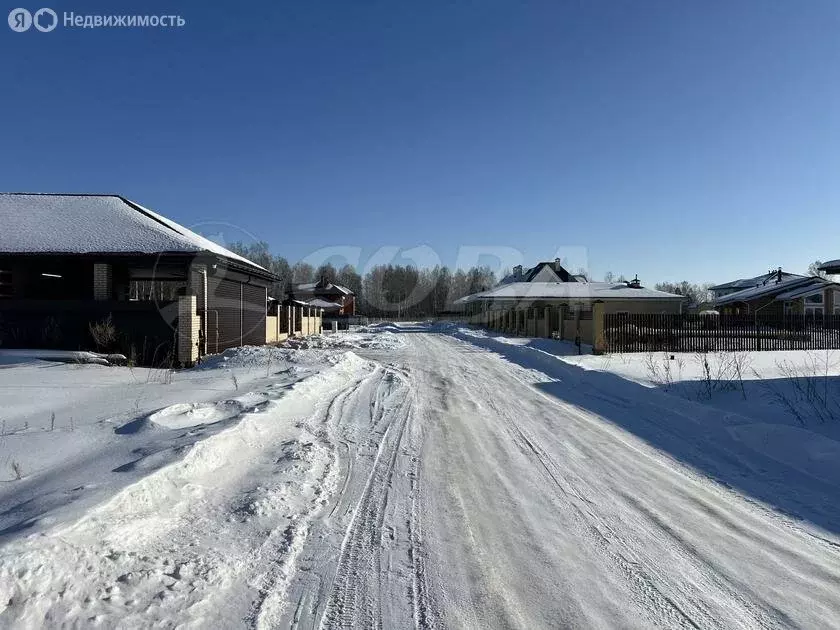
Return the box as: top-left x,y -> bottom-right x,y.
93,263 -> 112,301
178,295 -> 200,366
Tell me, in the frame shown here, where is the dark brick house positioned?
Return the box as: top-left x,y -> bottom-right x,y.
290,277 -> 356,316
0,193 -> 276,365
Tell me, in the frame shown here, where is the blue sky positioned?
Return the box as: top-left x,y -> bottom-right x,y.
2,0 -> 839,284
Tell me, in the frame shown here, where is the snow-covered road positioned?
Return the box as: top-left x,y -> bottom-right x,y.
284,329 -> 840,629
399,333 -> 840,629
3,325 -> 840,628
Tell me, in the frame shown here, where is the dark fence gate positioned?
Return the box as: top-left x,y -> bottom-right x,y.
604,313 -> 840,353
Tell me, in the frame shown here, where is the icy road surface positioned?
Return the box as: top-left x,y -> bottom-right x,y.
3,325 -> 840,628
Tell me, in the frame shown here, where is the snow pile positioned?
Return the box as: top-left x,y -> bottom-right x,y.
197,345 -> 298,371
147,394 -> 270,430
0,352 -> 373,628
0,342 -> 360,529
0,349 -> 127,366
284,330 -> 405,351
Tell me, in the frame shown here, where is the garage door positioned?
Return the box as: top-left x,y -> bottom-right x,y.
208,277 -> 242,351
242,284 -> 267,346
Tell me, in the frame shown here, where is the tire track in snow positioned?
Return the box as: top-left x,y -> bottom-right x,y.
318,368 -> 414,629
406,451 -> 440,630
446,334 -> 808,629
452,365 -> 699,628
445,339 -> 776,630
248,368 -> 375,629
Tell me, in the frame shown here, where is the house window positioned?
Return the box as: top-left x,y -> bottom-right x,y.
129,280 -> 186,301
803,292 -> 824,320
0,269 -> 12,297
805,305 -> 824,320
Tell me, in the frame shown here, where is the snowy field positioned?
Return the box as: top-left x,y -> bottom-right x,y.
2,323 -> 840,628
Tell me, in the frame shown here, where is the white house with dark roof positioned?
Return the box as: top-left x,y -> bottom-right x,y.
456,260 -> 684,348
714,270 -> 840,319
710,269 -> 804,300
499,258 -> 578,284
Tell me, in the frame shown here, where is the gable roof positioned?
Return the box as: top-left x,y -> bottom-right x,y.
714,276 -> 835,306
456,281 -> 684,304
305,298 -> 343,309
0,193 -> 268,273
293,281 -> 353,295
711,271 -> 804,292
499,260 -> 576,285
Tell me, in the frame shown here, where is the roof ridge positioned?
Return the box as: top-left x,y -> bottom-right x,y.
118,196 -> 187,240
0,192 -> 123,197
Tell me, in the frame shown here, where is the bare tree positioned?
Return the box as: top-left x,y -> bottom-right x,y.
655,281 -> 714,305
808,260 -> 829,279
291,262 -> 315,284
336,264 -> 362,296
315,263 -> 338,283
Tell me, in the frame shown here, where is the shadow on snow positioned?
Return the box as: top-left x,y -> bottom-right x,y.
387,321 -> 840,537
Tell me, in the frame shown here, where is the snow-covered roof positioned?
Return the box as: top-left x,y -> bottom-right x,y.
455,282 -> 684,304
293,281 -> 353,295
0,193 -> 268,273
711,271 -> 803,291
499,261 -> 574,285
306,298 -> 343,309
775,281 -> 838,301
715,276 -> 833,305
818,260 -> 840,273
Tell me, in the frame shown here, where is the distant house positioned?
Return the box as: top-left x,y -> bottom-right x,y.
819,260 -> 840,276
456,259 -> 684,346
714,269 -> 840,319
290,277 -> 355,316
0,193 -> 277,365
710,269 -> 804,300
499,258 -> 578,284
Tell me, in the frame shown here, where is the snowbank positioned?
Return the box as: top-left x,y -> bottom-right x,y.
147,393 -> 270,430
0,349 -> 127,366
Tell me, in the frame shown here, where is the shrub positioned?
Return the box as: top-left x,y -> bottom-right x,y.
89,314 -> 117,351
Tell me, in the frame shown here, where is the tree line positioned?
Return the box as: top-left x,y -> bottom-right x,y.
231,243 -> 832,316
228,242 -> 496,316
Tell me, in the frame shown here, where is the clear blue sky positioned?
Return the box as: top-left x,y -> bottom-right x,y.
2,0 -> 840,284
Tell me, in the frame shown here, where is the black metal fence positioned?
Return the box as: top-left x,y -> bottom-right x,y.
604,313 -> 840,353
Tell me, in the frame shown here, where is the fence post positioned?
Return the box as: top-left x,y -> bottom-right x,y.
593,302 -> 606,354
177,295 -> 199,367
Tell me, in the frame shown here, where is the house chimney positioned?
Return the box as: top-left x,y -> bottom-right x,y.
513,264 -> 523,279
777,267 -> 782,284
628,274 -> 641,289
554,257 -> 562,271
